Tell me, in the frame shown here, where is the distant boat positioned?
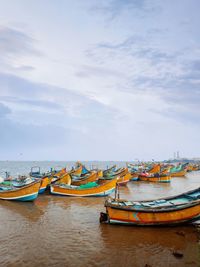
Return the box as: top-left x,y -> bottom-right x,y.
0,180 -> 41,201
170,170 -> 187,177
138,173 -> 171,183
170,163 -> 188,177
100,186 -> 200,225
50,177 -> 118,197
100,172 -> 131,186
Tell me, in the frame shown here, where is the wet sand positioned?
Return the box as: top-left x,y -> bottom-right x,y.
0,163 -> 200,267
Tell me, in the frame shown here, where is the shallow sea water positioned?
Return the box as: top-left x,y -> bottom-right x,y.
0,161 -> 200,267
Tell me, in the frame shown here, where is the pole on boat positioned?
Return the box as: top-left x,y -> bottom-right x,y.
114,181 -> 120,201
114,183 -> 117,200
117,182 -> 120,200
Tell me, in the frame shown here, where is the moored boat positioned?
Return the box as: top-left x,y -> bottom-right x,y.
100,186 -> 200,226
138,173 -> 171,183
39,176 -> 50,194
170,170 -> 187,177
0,180 -> 41,201
71,171 -> 98,186
69,165 -> 82,177
116,173 -> 132,185
50,177 -> 118,197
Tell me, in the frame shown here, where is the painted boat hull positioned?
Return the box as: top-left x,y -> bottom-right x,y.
117,173 -> 132,185
148,164 -> 161,174
50,178 -> 117,197
105,202 -> 200,226
39,177 -> 49,194
48,168 -> 67,184
171,170 -> 186,177
71,172 -> 98,186
101,187 -> 200,226
0,180 -> 41,201
138,175 -> 171,183
70,166 -> 82,177
130,177 -> 139,181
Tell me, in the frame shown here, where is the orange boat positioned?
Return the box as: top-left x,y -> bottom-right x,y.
39,176 -> 49,193
50,177 -> 117,197
138,173 -> 171,183
171,170 -> 186,177
148,164 -> 161,174
0,180 -> 41,201
69,165 -> 82,177
48,168 -> 67,184
71,171 -> 98,186
117,173 -> 132,185
100,186 -> 200,226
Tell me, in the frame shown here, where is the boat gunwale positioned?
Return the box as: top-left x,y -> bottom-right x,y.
51,177 -> 118,191
0,180 -> 41,193
108,186 -> 200,203
105,199 -> 200,213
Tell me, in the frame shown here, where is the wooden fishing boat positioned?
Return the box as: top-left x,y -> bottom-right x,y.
192,165 -> 200,171
138,173 -> 171,183
50,177 -> 117,197
0,180 -> 41,201
97,170 -> 103,178
39,176 -> 49,194
103,165 -> 116,177
69,165 -> 82,177
160,167 -> 170,175
170,170 -> 186,177
129,171 -> 139,181
104,167 -> 128,179
100,186 -> 200,225
99,169 -> 130,186
148,164 -> 161,174
48,168 -> 67,184
116,173 -> 132,185
55,172 -> 72,185
71,171 -> 98,186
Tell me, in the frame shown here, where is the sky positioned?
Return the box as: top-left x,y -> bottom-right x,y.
0,0 -> 200,161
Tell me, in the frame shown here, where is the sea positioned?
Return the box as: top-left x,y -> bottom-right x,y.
0,161 -> 200,267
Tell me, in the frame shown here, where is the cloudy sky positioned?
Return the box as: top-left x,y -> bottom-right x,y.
0,0 -> 199,161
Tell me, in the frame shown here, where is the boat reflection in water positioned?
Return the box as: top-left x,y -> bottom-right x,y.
0,199 -> 44,222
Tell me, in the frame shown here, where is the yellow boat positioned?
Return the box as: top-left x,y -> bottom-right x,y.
50,177 -> 117,197
38,176 -> 49,193
148,164 -> 161,174
69,165 -> 82,177
116,173 -> 132,185
171,170 -> 186,177
99,168 -> 131,186
100,186 -> 200,225
48,168 -> 67,184
138,174 -> 171,183
129,172 -> 139,180
0,180 -> 41,201
71,171 -> 98,186
56,172 -> 72,185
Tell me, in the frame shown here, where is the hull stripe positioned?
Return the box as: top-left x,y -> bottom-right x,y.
0,192 -> 38,200
51,188 -> 114,197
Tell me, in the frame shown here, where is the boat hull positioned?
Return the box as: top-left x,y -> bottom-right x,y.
117,173 -> 132,185
171,170 -> 186,177
138,175 -> 171,183
0,180 -> 41,201
105,202 -> 200,226
39,177 -> 49,194
50,178 -> 117,197
71,172 -> 98,186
